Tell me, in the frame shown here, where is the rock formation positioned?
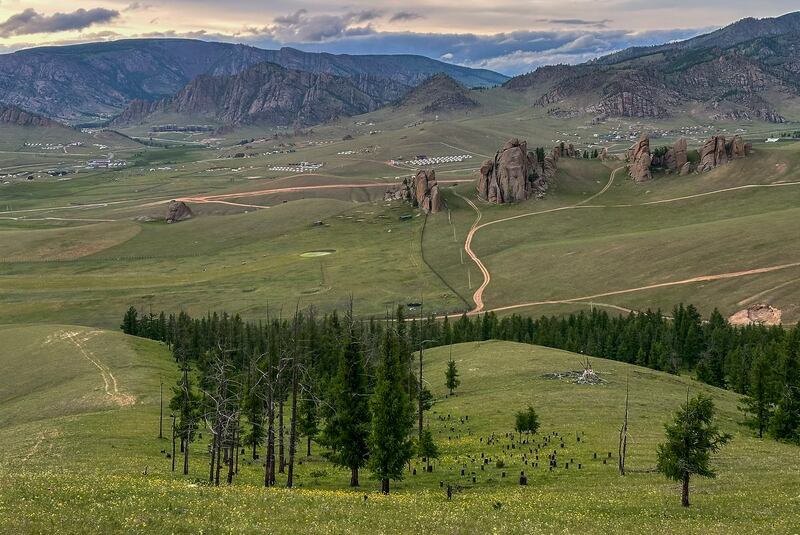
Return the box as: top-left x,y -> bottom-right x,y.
0,105 -> 62,127
664,137 -> 688,170
679,162 -> 692,176
626,135 -> 652,182
477,138 -> 555,204
698,136 -> 728,172
412,170 -> 443,213
166,200 -> 193,223
384,170 -> 443,213
727,135 -> 746,159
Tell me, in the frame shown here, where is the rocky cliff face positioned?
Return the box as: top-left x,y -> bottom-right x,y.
505,13 -> 800,123
626,136 -> 652,182
0,105 -> 62,127
113,62 -> 403,128
0,39 -> 506,124
477,138 -> 558,204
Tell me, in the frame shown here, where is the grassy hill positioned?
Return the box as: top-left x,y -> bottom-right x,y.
0,334 -> 797,533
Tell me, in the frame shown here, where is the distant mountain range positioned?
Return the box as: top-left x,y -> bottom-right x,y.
505,12 -> 800,123
0,39 -> 507,125
3,12 -> 800,130
111,62 -> 408,128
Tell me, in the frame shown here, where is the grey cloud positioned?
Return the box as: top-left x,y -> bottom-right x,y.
124,3 -> 154,11
0,8 -> 120,38
390,11 -> 424,22
264,9 -> 380,42
547,18 -> 612,27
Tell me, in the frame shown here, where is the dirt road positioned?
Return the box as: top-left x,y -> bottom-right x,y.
455,166 -> 800,316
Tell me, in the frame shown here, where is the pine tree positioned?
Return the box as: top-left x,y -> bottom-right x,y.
297,394 -> 319,457
739,347 -> 775,438
770,328 -> 800,442
445,353 -> 460,395
323,326 -> 370,486
368,328 -> 414,494
656,393 -> 731,506
121,306 -> 138,335
417,428 -> 439,472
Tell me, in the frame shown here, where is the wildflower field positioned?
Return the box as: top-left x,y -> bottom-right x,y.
1,325 -> 798,534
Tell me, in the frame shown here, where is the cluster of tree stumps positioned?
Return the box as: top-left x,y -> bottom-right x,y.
130,304 -> 745,505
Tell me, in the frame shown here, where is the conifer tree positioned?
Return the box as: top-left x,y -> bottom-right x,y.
770,327 -> 800,442
445,358 -> 460,395
369,328 -> 414,494
324,324 -> 370,486
297,395 -> 319,457
739,347 -> 775,438
417,428 -> 439,472
656,393 -> 731,506
121,306 -> 138,335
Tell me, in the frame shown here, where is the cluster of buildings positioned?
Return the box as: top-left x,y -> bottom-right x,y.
23,141 -> 84,151
87,159 -> 127,169
392,154 -> 473,167
268,162 -> 323,173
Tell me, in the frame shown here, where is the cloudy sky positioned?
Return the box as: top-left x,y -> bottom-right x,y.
0,0 -> 797,74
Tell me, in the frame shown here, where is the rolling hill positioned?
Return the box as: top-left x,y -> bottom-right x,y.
1,332 -> 797,533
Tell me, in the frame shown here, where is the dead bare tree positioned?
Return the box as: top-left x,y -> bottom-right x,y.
287,309 -> 301,488
200,344 -> 243,487
619,376 -> 630,475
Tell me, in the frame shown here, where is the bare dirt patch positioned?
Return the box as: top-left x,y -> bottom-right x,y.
728,304 -> 782,326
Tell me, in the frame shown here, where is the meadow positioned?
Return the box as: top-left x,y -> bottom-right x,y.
1,324 -> 798,534
2,100 -> 800,533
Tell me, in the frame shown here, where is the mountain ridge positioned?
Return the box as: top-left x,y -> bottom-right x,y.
111,61 -> 407,128
504,11 -> 800,123
0,38 -> 507,124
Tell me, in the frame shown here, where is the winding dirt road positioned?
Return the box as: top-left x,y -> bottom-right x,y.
456,166 -> 800,316
459,166 -> 624,314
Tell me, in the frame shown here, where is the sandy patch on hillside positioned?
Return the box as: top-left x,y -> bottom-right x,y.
728,304 -> 782,326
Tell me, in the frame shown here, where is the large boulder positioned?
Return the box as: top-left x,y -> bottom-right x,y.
698,136 -> 727,172
477,138 -> 539,204
727,135 -> 746,159
664,137 -> 687,170
385,170 -> 442,213
166,200 -> 193,223
626,135 -> 652,182
413,169 -> 443,214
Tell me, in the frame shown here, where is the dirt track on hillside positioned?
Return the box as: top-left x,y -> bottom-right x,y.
456,166 -> 800,316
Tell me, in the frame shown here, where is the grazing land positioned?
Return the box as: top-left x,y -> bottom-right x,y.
2,329 -> 798,534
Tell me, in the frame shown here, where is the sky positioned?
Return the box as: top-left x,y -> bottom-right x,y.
0,1 -> 797,74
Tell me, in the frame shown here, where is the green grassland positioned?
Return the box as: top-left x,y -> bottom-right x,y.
2,110 -> 800,325
1,326 -> 798,534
